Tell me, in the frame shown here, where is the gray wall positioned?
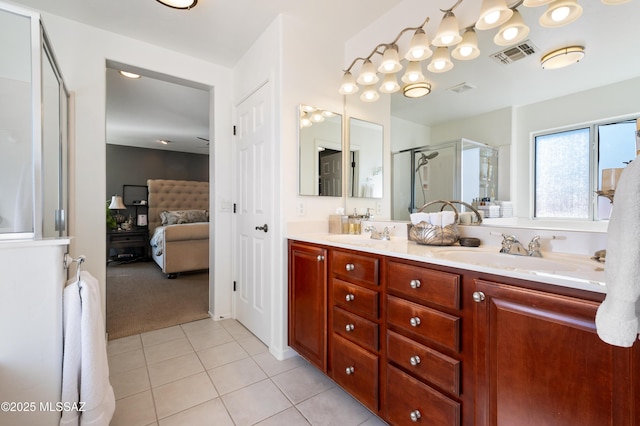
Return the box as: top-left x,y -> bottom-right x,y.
106,144 -> 209,219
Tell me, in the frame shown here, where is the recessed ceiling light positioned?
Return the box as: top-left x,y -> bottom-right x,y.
155,0 -> 197,9
119,71 -> 141,79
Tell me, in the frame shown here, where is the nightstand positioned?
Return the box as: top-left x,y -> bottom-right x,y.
107,228 -> 148,261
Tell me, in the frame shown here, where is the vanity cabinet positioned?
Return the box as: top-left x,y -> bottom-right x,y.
288,241 -> 328,371
329,248 -> 382,412
473,279 -> 636,426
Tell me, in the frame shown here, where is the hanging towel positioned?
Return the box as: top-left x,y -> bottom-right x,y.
595,156 -> 640,347
60,271 -> 115,426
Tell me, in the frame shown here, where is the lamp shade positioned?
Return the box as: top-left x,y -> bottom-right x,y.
339,71 -> 359,95
378,46 -> 402,73
427,47 -> 454,73
379,73 -> 401,94
494,10 -> 530,46
432,11 -> 462,47
356,59 -> 379,85
155,0 -> 197,9
452,29 -> 480,60
401,61 -> 425,84
360,85 -> 380,102
539,0 -> 583,27
109,195 -> 126,210
476,0 -> 514,30
405,29 -> 432,61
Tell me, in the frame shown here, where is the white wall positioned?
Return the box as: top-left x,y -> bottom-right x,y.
29,10 -> 234,323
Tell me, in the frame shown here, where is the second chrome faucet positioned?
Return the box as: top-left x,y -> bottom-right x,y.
499,234 -> 542,257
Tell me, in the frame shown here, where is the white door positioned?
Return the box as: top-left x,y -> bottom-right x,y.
235,83 -> 272,345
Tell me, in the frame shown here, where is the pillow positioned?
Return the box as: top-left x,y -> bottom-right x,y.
160,209 -> 209,225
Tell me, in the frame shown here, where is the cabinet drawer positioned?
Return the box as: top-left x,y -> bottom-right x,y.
332,306 -> 379,352
386,364 -> 460,426
332,278 -> 379,318
387,330 -> 460,396
331,333 -> 379,412
387,261 -> 460,310
110,233 -> 146,243
387,295 -> 460,352
331,250 -> 379,287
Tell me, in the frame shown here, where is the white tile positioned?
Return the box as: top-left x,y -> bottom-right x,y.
255,407 -> 311,426
184,326 -> 235,351
148,352 -> 204,388
253,352 -> 309,377
222,379 -> 292,426
142,325 -> 186,347
220,319 -> 253,339
152,371 -> 218,420
108,334 -> 143,356
109,348 -> 146,375
110,366 -> 150,400
158,398 -> 233,426
197,341 -> 248,370
359,415 -> 389,425
111,390 -> 156,426
296,387 -> 372,426
272,363 -> 335,404
237,335 -> 268,355
207,357 -> 267,395
180,317 -> 222,334
144,336 -> 194,365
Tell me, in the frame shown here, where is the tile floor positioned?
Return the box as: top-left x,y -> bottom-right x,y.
107,318 -> 388,425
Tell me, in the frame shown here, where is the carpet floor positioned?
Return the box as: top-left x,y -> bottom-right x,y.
106,260 -> 209,340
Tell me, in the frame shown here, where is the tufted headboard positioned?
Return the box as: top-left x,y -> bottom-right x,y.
147,179 -> 209,234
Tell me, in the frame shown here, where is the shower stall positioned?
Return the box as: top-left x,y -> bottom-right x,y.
392,139 -> 498,220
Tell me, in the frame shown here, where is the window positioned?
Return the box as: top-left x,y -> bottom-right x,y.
534,118 -> 637,220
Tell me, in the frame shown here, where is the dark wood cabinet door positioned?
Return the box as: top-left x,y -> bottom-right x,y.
288,241 -> 327,371
474,279 -> 635,426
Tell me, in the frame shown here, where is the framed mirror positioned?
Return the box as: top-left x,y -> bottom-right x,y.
298,104 -> 342,196
348,117 -> 383,198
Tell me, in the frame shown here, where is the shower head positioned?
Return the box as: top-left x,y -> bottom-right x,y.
415,151 -> 439,173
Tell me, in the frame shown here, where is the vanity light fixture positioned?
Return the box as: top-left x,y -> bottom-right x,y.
155,0 -> 197,9
119,71 -> 140,79
427,47 -> 454,73
403,81 -> 432,98
540,45 -> 585,69
476,0 -> 514,30
494,10 -> 530,46
539,0 -> 583,27
452,28 -> 480,60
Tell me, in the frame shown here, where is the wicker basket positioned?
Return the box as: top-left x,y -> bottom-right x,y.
408,200 -> 460,246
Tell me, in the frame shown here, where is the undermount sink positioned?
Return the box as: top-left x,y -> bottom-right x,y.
431,249 -> 585,273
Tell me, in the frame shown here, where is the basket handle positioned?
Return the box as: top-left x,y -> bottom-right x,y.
416,200 -> 459,223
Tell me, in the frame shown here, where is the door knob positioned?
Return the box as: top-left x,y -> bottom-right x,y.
255,224 -> 268,233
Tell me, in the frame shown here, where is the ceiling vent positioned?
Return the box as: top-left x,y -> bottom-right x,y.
490,40 -> 537,65
447,82 -> 476,94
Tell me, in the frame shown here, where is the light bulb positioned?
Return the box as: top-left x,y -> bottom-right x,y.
440,35 -> 454,45
410,48 -> 425,60
484,10 -> 501,25
459,46 -> 473,57
434,60 -> 446,71
503,27 -> 518,40
551,6 -> 570,21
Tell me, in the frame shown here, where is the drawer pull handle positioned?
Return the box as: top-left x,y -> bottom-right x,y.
410,355 -> 421,366
345,294 -> 355,302
473,291 -> 486,303
345,366 -> 355,375
410,317 -> 421,327
345,324 -> 355,332
317,255 -> 325,261
410,410 -> 421,422
345,263 -> 355,272
410,279 -> 421,289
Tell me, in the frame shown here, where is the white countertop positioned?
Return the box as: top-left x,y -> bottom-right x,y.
288,233 -> 607,294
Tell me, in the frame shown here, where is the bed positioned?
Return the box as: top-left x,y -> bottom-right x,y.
147,179 -> 209,278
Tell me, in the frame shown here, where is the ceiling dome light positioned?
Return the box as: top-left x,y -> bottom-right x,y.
433,11 -> 462,47
476,0 -> 514,30
356,59 -> 379,85
403,81 -> 432,98
155,0 -> 197,9
494,10 -> 530,46
405,29 -> 433,61
378,46 -> 402,73
452,29 -> 480,60
427,47 -> 454,73
540,45 -> 585,69
540,0 -> 583,27
339,71 -> 359,95
401,61 -> 425,84
379,73 -> 401,94
360,85 -> 380,102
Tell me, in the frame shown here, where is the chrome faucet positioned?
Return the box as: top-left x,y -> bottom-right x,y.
365,225 -> 390,240
499,234 -> 543,257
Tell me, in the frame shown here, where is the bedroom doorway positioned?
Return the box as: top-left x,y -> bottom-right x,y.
105,62 -> 212,339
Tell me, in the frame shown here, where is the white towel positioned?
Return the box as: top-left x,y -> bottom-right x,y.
428,212 -> 442,227
441,210 -> 456,227
60,271 -> 115,426
595,157 -> 640,347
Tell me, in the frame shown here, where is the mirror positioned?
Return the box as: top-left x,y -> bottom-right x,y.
298,105 -> 342,196
348,118 -> 383,198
